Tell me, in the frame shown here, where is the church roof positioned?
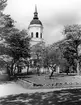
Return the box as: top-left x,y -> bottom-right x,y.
30,19 -> 42,25
30,5 -> 43,26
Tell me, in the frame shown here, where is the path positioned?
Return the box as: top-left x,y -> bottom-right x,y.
0,82 -> 61,97
1,75 -> 81,97
1,81 -> 81,97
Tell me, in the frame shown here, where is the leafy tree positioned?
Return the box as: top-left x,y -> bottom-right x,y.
42,46 -> 50,69
58,42 -> 73,74
0,14 -> 16,75
0,0 -> 31,78
43,40 -> 70,75
0,12 -> 30,77
5,29 -> 31,75
0,0 -> 11,74
0,0 -> 7,11
30,41 -> 45,75
63,24 -> 81,75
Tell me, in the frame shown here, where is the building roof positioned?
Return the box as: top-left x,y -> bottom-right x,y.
30,19 -> 42,25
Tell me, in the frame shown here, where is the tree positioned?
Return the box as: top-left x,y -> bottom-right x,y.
5,29 -> 31,75
0,0 -> 12,75
0,0 -> 7,11
43,39 -> 71,75
31,41 -> 45,75
63,24 -> 81,75
0,0 -> 31,78
0,12 -> 30,77
57,41 -> 73,74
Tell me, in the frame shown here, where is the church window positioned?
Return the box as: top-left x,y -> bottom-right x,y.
36,32 -> 38,38
31,32 -> 33,38
40,33 -> 42,38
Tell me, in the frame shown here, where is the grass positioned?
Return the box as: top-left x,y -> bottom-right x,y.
16,73 -> 81,89
1,73 -> 81,104
1,88 -> 81,105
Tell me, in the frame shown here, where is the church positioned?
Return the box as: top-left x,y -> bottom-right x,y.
27,6 -> 44,68
28,5 -> 44,46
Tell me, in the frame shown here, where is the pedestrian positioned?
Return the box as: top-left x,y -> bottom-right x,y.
49,64 -> 56,79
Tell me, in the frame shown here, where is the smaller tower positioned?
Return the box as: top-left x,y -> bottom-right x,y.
28,5 -> 43,46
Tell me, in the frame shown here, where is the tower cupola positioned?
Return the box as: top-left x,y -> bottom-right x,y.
28,5 -> 43,46
30,5 -> 42,26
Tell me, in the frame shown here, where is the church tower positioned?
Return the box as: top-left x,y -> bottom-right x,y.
28,5 -> 43,46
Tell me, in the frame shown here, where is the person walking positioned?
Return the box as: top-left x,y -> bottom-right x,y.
49,64 -> 56,79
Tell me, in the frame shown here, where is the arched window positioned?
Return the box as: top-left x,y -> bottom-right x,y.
40,33 -> 42,38
36,32 -> 38,38
31,32 -> 33,38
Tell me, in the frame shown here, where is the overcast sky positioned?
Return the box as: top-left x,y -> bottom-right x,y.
4,0 -> 81,44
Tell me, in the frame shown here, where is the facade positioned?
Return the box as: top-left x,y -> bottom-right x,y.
28,5 -> 44,46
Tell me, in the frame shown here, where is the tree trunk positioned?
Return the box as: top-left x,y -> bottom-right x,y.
6,64 -> 11,77
17,66 -> 20,74
27,65 -> 29,74
77,60 -> 80,75
37,66 -> 40,75
11,60 -> 16,76
11,64 -> 14,76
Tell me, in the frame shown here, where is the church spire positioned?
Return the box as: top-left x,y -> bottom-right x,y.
35,5 -> 37,13
33,5 -> 38,19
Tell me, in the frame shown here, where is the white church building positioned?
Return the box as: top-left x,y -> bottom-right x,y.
28,6 -> 44,46
27,6 -> 60,73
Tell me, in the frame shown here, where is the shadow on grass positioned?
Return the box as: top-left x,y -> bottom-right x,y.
9,71 -> 36,80
1,89 -> 81,105
52,73 -> 77,77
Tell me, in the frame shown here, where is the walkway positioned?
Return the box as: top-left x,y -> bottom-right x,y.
0,82 -> 59,97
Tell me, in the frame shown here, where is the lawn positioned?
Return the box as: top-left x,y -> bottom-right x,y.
1,73 -> 81,105
17,73 -> 81,89
1,88 -> 81,105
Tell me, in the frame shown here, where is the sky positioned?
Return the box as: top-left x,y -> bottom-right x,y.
4,0 -> 81,44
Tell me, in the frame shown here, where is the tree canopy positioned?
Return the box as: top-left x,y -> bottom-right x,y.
0,1 -> 31,77
63,24 -> 81,75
